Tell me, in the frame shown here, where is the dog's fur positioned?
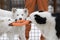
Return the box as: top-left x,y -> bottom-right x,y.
28,11 -> 60,40
0,9 -> 13,18
11,8 -> 28,40
0,8 -> 28,40
0,17 -> 15,40
12,8 -> 28,20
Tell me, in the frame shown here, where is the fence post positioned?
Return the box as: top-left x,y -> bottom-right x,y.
0,0 -> 4,9
53,0 -> 57,13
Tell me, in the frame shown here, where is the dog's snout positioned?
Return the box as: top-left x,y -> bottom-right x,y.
15,19 -> 17,21
29,21 -> 32,23
19,18 -> 22,20
9,23 -> 13,26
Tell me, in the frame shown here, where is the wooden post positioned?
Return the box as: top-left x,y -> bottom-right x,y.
0,0 -> 4,9
0,0 -> 1,8
53,0 -> 57,13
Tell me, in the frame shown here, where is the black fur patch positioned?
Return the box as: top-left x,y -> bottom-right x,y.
52,13 -> 60,38
34,14 -> 46,24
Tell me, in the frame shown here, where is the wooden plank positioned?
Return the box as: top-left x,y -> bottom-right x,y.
0,0 -> 4,9
0,0 -> 1,8
53,0 -> 57,13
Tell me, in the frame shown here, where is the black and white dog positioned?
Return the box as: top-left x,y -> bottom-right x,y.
28,11 -> 60,40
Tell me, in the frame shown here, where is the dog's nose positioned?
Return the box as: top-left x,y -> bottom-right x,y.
19,18 -> 22,20
9,23 -> 13,26
15,19 -> 17,21
29,21 -> 32,23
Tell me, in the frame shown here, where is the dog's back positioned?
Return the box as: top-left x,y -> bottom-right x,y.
0,9 -> 12,17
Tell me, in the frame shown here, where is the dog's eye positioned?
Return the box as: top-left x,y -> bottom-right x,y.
17,14 -> 19,16
8,19 -> 11,21
22,14 -> 23,16
24,9 -> 27,13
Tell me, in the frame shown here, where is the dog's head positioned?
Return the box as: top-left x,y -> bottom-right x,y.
28,11 -> 55,24
12,8 -> 28,21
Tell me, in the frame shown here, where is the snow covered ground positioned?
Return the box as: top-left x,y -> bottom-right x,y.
0,24 -> 41,40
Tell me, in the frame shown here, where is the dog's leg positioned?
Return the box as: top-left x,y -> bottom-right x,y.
7,32 -> 14,40
19,32 -> 26,40
40,34 -> 45,40
19,27 -> 26,40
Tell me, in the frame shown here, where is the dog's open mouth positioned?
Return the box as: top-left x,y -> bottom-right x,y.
29,21 -> 32,23
9,23 -> 13,26
9,20 -> 32,26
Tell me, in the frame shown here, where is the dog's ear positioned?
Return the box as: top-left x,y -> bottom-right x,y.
0,20 -> 4,22
12,8 -> 16,13
34,14 -> 46,24
24,8 -> 28,14
24,8 -> 28,17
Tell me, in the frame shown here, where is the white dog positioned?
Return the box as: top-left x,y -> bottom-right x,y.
0,17 -> 15,39
0,17 -> 14,34
12,8 -> 28,20
0,16 -> 26,40
9,8 -> 28,40
0,8 -> 28,40
0,8 -> 28,20
28,11 -> 60,40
